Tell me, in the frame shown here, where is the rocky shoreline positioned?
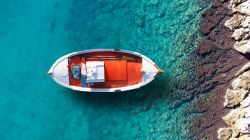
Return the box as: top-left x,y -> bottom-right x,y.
217,0 -> 250,139
186,0 -> 250,139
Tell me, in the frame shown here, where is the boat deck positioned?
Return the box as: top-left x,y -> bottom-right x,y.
68,52 -> 142,88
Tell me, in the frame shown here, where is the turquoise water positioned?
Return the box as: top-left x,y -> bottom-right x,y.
0,0 -> 209,139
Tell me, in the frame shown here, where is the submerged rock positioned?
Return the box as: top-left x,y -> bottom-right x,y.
196,40 -> 213,55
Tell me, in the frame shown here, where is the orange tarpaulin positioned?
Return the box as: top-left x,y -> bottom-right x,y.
104,60 -> 127,81
69,51 -> 142,88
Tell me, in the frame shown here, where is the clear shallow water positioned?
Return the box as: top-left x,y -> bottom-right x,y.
0,0 -> 208,139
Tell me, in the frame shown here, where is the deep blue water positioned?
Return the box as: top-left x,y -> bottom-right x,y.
0,0 -> 209,139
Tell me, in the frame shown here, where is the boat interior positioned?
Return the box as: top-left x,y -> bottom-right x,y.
68,52 -> 142,88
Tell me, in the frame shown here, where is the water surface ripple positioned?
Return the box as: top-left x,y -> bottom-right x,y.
0,0 -> 209,139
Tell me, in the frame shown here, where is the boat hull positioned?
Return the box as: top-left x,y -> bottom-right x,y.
48,49 -> 162,92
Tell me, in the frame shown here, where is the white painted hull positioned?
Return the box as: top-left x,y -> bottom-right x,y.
48,49 -> 162,92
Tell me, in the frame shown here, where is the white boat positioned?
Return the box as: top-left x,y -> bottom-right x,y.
48,49 -> 163,92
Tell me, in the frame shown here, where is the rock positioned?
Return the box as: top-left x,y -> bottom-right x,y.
234,40 -> 250,54
236,62 -> 250,76
231,78 -> 247,90
223,108 -> 247,126
217,128 -> 233,140
221,66 -> 250,138
241,95 -> 250,107
232,28 -> 249,40
234,1 -> 250,16
238,135 -> 250,140
232,127 -> 240,138
235,118 -> 250,133
225,14 -> 246,30
243,28 -> 250,39
218,0 -> 250,139
241,71 -> 250,79
246,110 -> 250,118
241,16 -> 250,28
230,0 -> 247,8
224,89 -> 249,107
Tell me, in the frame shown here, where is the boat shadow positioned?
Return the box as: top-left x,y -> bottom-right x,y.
64,75 -> 174,109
